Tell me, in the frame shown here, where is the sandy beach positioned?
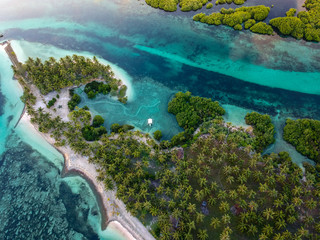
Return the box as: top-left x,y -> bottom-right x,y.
2,39 -> 154,240
18,110 -> 155,240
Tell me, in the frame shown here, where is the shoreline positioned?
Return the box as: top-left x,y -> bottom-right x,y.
2,40 -> 154,240
18,100 -> 154,240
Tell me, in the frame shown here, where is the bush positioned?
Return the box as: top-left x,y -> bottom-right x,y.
84,81 -> 111,99
245,112 -> 275,152
68,93 -> 81,111
244,19 -> 256,29
168,91 -> 225,131
206,3 -> 213,8
110,123 -> 135,133
82,125 -> 107,141
92,115 -> 105,127
250,22 -> 273,35
47,98 -> 57,108
153,130 -> 163,141
283,118 -> 320,163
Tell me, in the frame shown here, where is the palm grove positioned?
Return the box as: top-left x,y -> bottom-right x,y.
14,55 -> 320,239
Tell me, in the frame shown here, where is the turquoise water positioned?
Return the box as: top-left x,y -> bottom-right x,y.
0,44 -> 124,239
0,0 -> 320,238
77,78 -> 183,140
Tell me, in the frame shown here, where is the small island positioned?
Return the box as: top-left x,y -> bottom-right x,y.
3,40 -> 320,240
145,0 -> 320,42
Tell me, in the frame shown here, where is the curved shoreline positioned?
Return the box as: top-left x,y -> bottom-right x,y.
2,39 -> 154,240
18,111 -> 154,240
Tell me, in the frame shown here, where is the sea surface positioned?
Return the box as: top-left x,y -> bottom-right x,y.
0,0 -> 319,239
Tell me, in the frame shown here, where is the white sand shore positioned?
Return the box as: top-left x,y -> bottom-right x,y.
18,111 -> 155,240
3,39 -> 154,240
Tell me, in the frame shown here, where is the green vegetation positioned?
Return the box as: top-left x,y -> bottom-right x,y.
17,52 -> 320,240
168,91 -> 225,146
14,55 -> 120,95
145,0 -> 178,12
244,19 -> 256,29
110,123 -> 135,133
82,125 -> 107,141
68,89 -> 81,111
153,130 -> 163,141
168,91 -> 225,131
92,115 -> 105,127
216,0 -> 246,5
193,6 -> 272,34
180,0 -> 208,11
283,118 -> 320,163
145,0 -> 209,12
21,77 -> 320,240
84,81 -> 111,99
250,22 -> 274,35
245,112 -> 275,152
286,8 -> 297,17
206,3 -> 213,9
47,97 -> 57,108
145,0 -> 320,42
270,0 -> 320,41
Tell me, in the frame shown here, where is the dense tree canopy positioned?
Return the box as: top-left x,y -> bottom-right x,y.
145,0 -> 209,12
245,112 -> 275,152
283,118 -> 320,163
84,81 -> 111,99
92,115 -> 105,127
21,80 -> 320,240
110,123 -> 135,133
269,0 -> 320,41
193,6 -> 272,33
168,91 -> 225,131
15,55 -> 121,95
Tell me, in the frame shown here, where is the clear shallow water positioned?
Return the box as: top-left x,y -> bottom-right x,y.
77,77 -> 183,140
0,46 -> 124,239
0,0 -> 320,238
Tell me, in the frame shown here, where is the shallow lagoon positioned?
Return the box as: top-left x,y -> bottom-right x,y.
0,0 -> 320,238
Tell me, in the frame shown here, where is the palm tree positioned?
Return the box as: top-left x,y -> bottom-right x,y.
221,214 -> 231,225
187,221 -> 196,232
258,233 -> 268,240
197,229 -> 208,240
238,222 -> 248,233
187,203 -> 196,214
263,208 -> 275,220
210,217 -> 221,229
275,218 -> 286,230
219,201 -> 230,213
262,224 -> 273,236
248,224 -> 258,236
196,212 -> 205,223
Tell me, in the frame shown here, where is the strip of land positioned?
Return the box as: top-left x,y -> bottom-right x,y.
1,40 -> 155,240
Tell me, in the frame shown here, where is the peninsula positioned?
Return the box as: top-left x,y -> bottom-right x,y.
4,40 -> 320,240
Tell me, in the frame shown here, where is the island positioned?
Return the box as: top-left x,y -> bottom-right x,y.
3,40 -> 320,239
145,0 -> 320,42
